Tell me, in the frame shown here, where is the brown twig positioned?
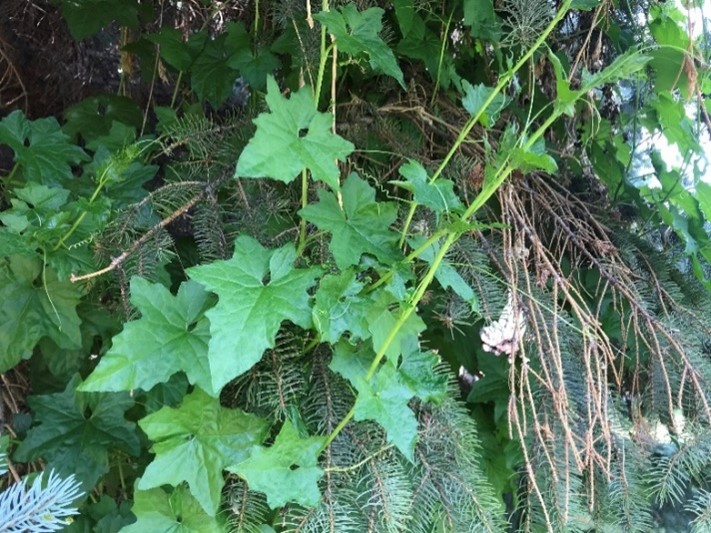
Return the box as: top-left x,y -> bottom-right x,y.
70,192 -> 204,283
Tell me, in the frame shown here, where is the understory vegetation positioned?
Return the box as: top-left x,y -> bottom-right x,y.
1,0 -> 711,531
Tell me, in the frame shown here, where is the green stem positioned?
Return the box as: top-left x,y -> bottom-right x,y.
399,0 -> 574,242
313,0 -> 332,108
297,168 -> 308,255
323,0 -> 574,453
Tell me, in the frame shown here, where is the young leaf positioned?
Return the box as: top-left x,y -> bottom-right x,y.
235,76 -> 354,189
511,137 -> 558,173
0,111 -> 89,187
0,256 -> 82,372
13,375 -> 140,489
314,5 -> 405,88
391,160 -> 463,215
299,173 -> 401,269
80,277 -> 216,395
330,342 -> 441,461
187,236 -> 321,392
138,388 -> 270,516
122,484 -> 227,533
461,81 -> 509,126
227,420 -> 326,509
366,291 -> 426,360
312,269 -> 370,344
410,235 -> 480,312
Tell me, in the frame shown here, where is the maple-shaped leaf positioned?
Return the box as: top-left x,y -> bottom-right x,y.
190,28 -> 241,107
0,256 -> 82,372
122,484 -> 226,533
312,269 -> 370,344
390,160 -> 463,215
227,420 -> 326,509
14,375 -> 140,489
138,388 -> 270,516
80,277 -> 216,395
366,291 -> 426,360
315,5 -> 405,88
225,22 -> 280,91
330,342 -> 443,461
0,110 -> 89,187
299,173 -> 401,269
235,76 -> 354,189
187,236 -> 321,391
410,235 -> 480,312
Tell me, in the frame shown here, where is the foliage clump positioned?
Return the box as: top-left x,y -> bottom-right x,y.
1,0 -> 710,531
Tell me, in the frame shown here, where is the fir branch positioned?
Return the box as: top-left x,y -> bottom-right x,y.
0,470 -> 84,533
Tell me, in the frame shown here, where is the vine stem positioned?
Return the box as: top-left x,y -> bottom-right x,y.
399,0 -> 574,246
324,0 -> 573,453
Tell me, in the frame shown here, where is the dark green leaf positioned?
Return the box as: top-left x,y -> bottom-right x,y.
187,236 -> 321,391
0,256 -> 82,372
14,374 -> 140,489
149,27 -> 197,71
0,111 -> 89,186
227,420 -> 326,509
236,76 -> 354,189
59,0 -> 140,40
138,388 -> 270,516
299,173 -> 401,269
190,30 -> 240,107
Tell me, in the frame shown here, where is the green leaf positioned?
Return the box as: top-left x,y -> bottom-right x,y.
122,485 -> 227,533
236,76 -> 354,189
187,236 -> 321,391
59,0 -> 140,40
463,0 -> 502,41
0,111 -> 89,186
299,173 -> 401,269
461,81 -> 509,126
63,95 -> 142,143
312,269 -> 370,344
148,27 -> 196,72
366,291 -> 426,360
314,5 -> 405,88
547,52 -> 576,116
80,277 -> 217,395
330,342 -> 438,461
410,235 -> 479,312
225,23 -> 280,91
227,420 -> 326,509
14,375 -> 140,489
391,160 -> 463,215
0,256 -> 82,372
511,138 -> 558,173
695,182 -> 711,223
138,388 -> 270,516
190,29 -> 240,107
570,0 -> 600,10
